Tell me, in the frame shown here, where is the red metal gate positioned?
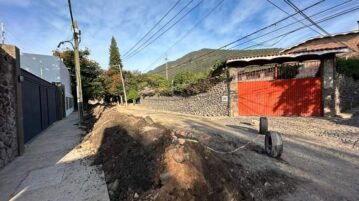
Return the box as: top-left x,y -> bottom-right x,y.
238,77 -> 322,116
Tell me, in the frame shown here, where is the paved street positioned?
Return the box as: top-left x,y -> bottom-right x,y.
0,113 -> 109,201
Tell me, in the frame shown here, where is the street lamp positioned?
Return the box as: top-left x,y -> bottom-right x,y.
57,36 -> 84,125
57,40 -> 74,49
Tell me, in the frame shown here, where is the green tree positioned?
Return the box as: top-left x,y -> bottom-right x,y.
337,58 -> 359,80
173,71 -> 206,95
109,36 -> 122,69
102,68 -> 122,101
127,88 -> 139,103
53,48 -> 104,107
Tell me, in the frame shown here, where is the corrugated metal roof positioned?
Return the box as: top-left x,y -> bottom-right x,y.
279,30 -> 359,53
227,47 -> 349,64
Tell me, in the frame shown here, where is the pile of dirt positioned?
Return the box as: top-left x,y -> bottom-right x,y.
82,106 -> 299,201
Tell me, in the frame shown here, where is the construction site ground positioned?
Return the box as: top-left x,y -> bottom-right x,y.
79,105 -> 358,201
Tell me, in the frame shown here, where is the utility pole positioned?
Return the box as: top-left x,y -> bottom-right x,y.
114,64 -> 128,106
1,22 -> 5,44
165,54 -> 169,80
68,0 -> 84,124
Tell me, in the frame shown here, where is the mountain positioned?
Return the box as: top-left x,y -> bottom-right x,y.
148,48 -> 282,78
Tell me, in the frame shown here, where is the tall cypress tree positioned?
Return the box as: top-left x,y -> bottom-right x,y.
109,36 -> 123,69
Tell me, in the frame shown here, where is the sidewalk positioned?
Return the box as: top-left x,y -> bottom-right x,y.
0,113 -> 109,201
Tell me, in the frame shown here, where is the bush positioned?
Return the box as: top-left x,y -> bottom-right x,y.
337,58 -> 359,80
173,72 -> 207,95
127,88 -> 139,102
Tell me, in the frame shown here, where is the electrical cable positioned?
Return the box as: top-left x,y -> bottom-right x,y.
144,0 -> 226,72
148,0 -> 325,74
123,0 -> 182,57
126,0 -> 205,59
152,3 -> 359,75
284,0 -> 357,52
124,0 -> 195,58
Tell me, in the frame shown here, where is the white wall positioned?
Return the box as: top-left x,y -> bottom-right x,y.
20,53 -> 74,116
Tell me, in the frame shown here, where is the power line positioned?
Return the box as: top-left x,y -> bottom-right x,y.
123,0 -> 182,57
266,0 -> 324,36
126,0 -> 204,59
149,0 -> 325,74
284,0 -> 357,52
124,0 -> 195,58
145,0 -> 226,72
229,0 -> 354,49
152,4 -> 359,75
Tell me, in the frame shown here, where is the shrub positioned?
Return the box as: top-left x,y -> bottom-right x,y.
127,88 -> 139,102
336,58 -> 359,80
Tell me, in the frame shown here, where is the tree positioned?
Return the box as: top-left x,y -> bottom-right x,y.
127,88 -> 139,103
109,36 -> 122,69
102,67 -> 122,102
53,48 -> 104,107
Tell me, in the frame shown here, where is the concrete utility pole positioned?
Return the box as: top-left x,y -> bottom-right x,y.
1,22 -> 5,44
165,54 -> 169,80
113,64 -> 128,106
68,0 -> 84,124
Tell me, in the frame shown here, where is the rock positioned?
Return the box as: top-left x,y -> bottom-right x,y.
108,190 -> 114,197
178,138 -> 186,145
172,148 -> 186,163
250,192 -> 255,199
0,141 -> 4,148
144,116 -> 154,125
160,172 -> 172,184
108,179 -> 119,192
0,148 -> 6,160
264,182 -> 271,188
134,192 -> 139,198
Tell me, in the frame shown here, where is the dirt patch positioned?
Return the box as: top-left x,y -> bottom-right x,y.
82,106 -> 300,201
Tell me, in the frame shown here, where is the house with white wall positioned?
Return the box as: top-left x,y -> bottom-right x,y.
20,53 -> 74,116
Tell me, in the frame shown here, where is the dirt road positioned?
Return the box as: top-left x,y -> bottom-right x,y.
117,105 -> 359,201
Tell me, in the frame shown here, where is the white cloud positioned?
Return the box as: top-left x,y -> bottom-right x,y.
1,0 -> 358,72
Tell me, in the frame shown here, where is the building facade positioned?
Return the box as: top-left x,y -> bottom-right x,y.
20,53 -> 74,116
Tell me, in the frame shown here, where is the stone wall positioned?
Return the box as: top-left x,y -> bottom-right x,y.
335,74 -> 359,112
0,45 -> 23,169
140,82 -> 229,116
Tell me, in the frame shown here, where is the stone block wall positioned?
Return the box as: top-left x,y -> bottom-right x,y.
322,57 -> 336,117
0,45 -> 23,169
140,82 -> 229,116
228,68 -> 239,116
335,75 -> 359,112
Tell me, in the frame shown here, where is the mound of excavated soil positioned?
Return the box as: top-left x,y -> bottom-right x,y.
82,106 -> 299,201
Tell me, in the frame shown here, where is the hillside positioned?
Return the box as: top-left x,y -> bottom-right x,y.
148,48 -> 281,78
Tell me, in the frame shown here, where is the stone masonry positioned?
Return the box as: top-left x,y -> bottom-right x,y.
141,82 -> 229,116
0,45 -> 23,169
335,74 -> 359,112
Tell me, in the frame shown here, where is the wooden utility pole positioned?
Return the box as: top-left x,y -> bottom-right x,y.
165,55 -> 169,80
68,0 -> 84,124
113,64 -> 128,106
1,23 -> 4,44
118,65 -> 128,106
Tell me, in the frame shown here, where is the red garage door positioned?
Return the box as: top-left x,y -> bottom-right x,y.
238,77 -> 322,116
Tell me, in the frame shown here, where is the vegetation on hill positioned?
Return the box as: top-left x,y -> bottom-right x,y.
149,48 -> 281,79
55,46 -> 282,104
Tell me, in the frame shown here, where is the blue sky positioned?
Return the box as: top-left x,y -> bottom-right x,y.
0,0 -> 358,71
